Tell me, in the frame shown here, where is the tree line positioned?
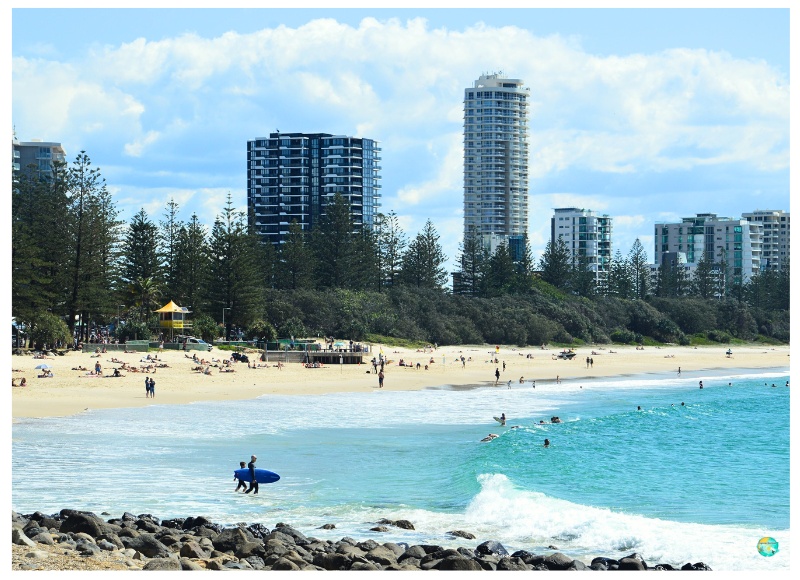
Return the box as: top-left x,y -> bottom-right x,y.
12,152 -> 789,349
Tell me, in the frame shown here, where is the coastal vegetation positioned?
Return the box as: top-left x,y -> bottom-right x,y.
12,152 -> 789,349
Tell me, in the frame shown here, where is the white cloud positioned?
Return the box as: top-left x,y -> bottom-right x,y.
395,132 -> 462,206
124,130 -> 161,157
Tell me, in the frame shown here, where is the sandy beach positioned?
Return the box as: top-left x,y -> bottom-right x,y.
10,343 -> 789,420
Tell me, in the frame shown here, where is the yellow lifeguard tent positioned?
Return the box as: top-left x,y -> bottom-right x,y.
153,300 -> 192,341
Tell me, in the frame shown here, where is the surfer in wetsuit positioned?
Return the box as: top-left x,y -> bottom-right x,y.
245,455 -> 258,494
235,461 -> 248,492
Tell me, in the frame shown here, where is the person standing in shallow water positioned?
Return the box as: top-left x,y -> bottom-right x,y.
495,367 -> 500,385
235,462 -> 247,492
245,455 -> 259,494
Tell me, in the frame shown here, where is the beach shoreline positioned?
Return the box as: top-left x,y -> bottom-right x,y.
10,343 -> 790,420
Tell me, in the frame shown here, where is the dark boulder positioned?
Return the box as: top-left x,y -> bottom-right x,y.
59,512 -> 107,538
124,533 -> 172,558
619,552 -> 648,571
398,545 -> 427,561
274,523 -> 309,545
179,540 -> 209,559
476,540 -> 509,557
135,519 -> 161,533
27,511 -> 61,530
448,529 -> 476,539
313,551 -> 351,571
497,556 -> 530,570
543,551 -> 574,570
272,557 -> 302,570
394,519 -> 415,530
568,559 -> 588,570
591,556 -> 618,568
436,554 -> 483,570
455,547 -> 475,559
247,522 -> 270,539
75,541 -> 102,556
182,515 -> 215,530
382,542 -> 405,557
212,526 -> 256,553
356,539 -> 380,552
142,557 -> 181,571
682,562 -> 713,570
365,545 -> 399,567
242,555 -> 267,570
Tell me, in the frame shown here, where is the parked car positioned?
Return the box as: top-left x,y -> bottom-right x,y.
176,335 -> 212,351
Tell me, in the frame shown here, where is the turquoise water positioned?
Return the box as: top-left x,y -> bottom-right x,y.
11,369 -> 790,570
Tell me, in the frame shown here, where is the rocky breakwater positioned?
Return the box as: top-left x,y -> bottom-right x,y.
12,509 -> 713,571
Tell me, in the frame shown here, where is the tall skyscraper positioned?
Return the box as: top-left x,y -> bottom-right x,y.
551,207 -> 613,288
247,132 -> 381,247
463,72 -> 529,259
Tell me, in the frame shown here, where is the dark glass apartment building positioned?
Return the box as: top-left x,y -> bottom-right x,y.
247,132 -> 381,247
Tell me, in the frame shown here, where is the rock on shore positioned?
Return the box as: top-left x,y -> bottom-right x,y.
11,509 -> 712,571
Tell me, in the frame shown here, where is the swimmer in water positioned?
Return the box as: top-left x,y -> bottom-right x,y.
543,438 -> 550,448
699,381 -> 703,389
637,406 -> 642,411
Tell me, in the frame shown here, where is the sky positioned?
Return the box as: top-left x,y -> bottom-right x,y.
9,3 -> 792,275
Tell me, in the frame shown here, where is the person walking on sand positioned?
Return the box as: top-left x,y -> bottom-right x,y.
378,369 -> 385,388
234,461 -> 248,492
245,455 -> 259,494
495,367 -> 500,385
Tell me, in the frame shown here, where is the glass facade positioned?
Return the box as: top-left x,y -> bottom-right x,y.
247,133 -> 381,247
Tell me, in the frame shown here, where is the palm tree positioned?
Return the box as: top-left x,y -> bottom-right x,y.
129,276 -> 162,321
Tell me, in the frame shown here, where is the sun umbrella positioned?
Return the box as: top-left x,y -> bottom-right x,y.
35,363 -> 51,370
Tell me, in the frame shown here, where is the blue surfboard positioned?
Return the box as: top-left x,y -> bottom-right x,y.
234,467 -> 280,484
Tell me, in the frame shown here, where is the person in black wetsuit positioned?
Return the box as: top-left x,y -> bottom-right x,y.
245,455 -> 258,494
234,461 -> 247,492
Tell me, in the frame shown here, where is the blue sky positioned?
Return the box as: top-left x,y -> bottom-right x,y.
10,4 -> 791,274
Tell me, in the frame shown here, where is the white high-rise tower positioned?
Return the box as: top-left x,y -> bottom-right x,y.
463,72 -> 529,259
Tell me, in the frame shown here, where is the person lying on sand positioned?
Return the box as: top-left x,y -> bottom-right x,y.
71,366 -> 88,371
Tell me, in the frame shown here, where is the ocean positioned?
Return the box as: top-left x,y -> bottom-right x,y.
11,368 -> 790,571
